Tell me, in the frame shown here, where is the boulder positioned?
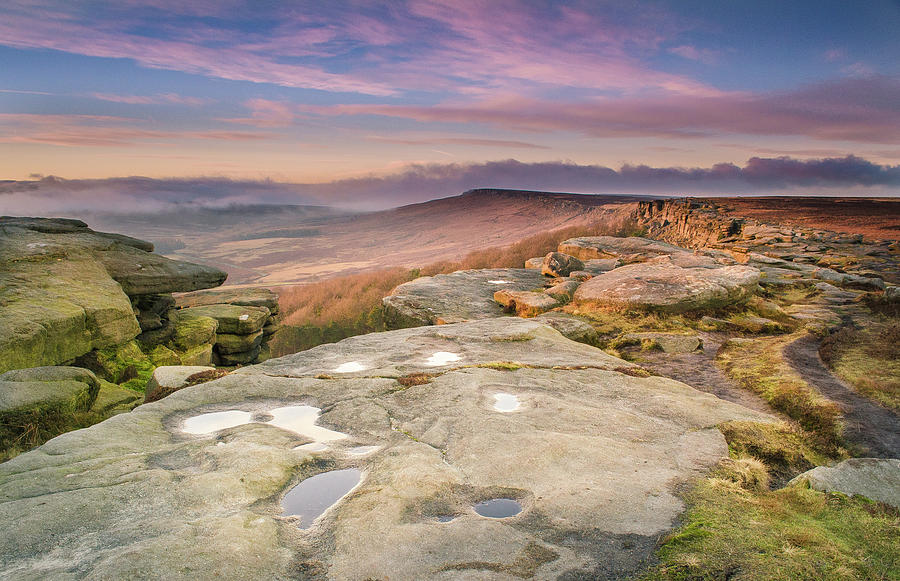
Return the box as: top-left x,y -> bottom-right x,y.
543,280 -> 581,301
541,252 -> 584,277
215,331 -> 265,355
573,260 -> 761,313
95,247 -> 227,296
524,257 -> 543,269
558,236 -> 686,261
382,268 -> 544,328
175,287 -> 279,315
581,258 -> 619,274
0,367 -> 101,451
144,365 -> 216,403
534,313 -> 600,346
216,346 -> 262,366
176,304 -> 269,335
0,319 -> 774,580
789,458 -> 900,508
169,310 -> 218,350
494,290 -> 560,317
622,333 -> 702,353
178,344 -> 214,367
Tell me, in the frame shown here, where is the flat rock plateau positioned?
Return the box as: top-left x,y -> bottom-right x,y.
1,193 -> 898,580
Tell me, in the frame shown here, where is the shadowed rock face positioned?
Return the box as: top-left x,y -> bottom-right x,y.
0,318 -> 773,580
383,268 -> 544,328
0,217 -> 227,373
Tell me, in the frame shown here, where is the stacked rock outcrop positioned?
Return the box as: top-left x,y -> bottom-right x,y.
0,217 -> 227,376
174,287 -> 280,365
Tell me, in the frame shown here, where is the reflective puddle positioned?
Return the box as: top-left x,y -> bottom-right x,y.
493,393 -> 521,412
425,351 -> 460,366
282,468 -> 362,530
333,361 -> 367,373
473,498 -> 522,518
181,410 -> 252,434
487,280 -> 512,284
436,515 -> 456,522
266,405 -> 348,442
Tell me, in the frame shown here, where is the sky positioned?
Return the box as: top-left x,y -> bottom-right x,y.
1,0 -> 899,210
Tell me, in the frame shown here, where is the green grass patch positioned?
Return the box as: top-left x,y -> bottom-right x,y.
819,322 -> 900,412
717,334 -> 845,456
641,479 -> 899,581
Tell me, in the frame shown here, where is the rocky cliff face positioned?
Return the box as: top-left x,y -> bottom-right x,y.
0,217 -> 282,458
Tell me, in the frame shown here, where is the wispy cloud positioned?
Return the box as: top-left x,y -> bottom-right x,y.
365,136 -> 550,149
0,1 -> 716,98
2,155 -> 896,216
91,92 -> 209,106
0,113 -> 269,146
303,76 -> 900,143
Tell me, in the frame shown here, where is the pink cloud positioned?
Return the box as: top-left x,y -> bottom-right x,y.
302,76 -> 900,143
0,113 -> 269,146
365,136 -> 549,149
91,93 -> 210,105
220,99 -> 298,128
668,45 -> 718,64
0,1 -> 718,98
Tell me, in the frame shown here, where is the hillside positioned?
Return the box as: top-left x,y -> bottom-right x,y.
88,190 -> 641,286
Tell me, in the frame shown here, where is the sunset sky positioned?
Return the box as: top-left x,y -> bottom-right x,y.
1,0 -> 899,209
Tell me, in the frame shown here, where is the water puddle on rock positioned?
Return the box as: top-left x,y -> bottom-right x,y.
425,351 -> 460,366
436,515 -> 456,522
267,405 -> 348,442
282,468 -> 362,530
346,445 -> 379,456
473,498 -> 522,518
182,410 -> 252,434
333,361 -> 367,373
493,393 -> 521,412
487,280 -> 512,284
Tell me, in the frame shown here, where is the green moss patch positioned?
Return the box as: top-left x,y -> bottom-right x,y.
642,479 -> 899,581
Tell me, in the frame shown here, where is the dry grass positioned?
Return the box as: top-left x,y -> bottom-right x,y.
272,219 -> 643,356
819,321 -> 900,412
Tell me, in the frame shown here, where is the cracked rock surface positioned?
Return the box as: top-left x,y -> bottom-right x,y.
0,318 -> 772,580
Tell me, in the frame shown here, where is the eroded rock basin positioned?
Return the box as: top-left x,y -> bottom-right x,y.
0,318 -> 774,580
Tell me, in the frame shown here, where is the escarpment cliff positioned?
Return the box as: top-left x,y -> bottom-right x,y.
0,217 -> 281,458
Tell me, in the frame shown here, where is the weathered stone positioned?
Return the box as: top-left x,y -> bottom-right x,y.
148,344 -> 181,367
262,322 -> 280,337
558,236 -> 686,261
581,258 -> 619,274
789,458 -> 900,508
568,271 -> 593,282
215,331 -> 264,355
145,365 -> 215,403
544,280 -> 580,301
136,309 -> 163,332
91,380 -> 142,415
177,344 -> 214,367
133,294 -> 176,316
175,287 -> 279,315
0,319 -> 773,579
177,304 -> 269,335
169,310 -> 218,350
0,367 -> 101,449
541,252 -> 584,277
96,247 -> 227,296
524,257 -> 543,269
534,313 -> 600,346
383,268 -> 544,328
622,333 -> 702,353
493,290 -> 560,317
135,319 -> 175,347
216,345 -> 261,366
573,259 -> 760,313
73,341 -> 152,384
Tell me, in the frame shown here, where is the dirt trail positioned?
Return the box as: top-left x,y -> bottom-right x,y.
634,332 -> 773,415
783,334 -> 900,458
